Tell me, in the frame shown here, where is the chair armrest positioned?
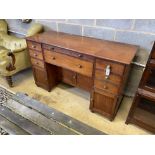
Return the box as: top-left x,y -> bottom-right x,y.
0,20 -> 7,33
0,48 -> 16,72
1,33 -> 27,52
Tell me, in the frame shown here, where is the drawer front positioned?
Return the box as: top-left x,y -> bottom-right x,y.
44,50 -> 93,77
96,59 -> 125,76
29,49 -> 43,60
94,79 -> 119,95
27,41 -> 42,51
31,58 -> 44,68
43,44 -> 94,62
95,69 -> 122,85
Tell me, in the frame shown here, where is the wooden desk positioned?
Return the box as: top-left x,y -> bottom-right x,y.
26,31 -> 138,121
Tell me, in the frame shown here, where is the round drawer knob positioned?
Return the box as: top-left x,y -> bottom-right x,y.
32,45 -> 36,48
103,85 -> 107,89
35,62 -> 39,65
78,54 -> 82,57
73,75 -> 76,79
105,76 -> 109,79
78,64 -> 82,68
34,54 -> 37,57
50,47 -> 55,51
52,56 -> 56,60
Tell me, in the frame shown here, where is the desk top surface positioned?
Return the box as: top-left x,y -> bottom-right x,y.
27,31 -> 138,64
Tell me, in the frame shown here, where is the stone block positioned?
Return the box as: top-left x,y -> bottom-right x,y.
36,20 -> 57,31
58,23 -> 82,35
36,19 -> 66,22
83,26 -> 115,40
115,31 -> 155,51
96,19 -> 133,29
67,19 -> 94,26
134,19 -> 155,33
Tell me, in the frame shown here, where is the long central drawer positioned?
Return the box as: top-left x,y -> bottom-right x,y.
43,50 -> 93,77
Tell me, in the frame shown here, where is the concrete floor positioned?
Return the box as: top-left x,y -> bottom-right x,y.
0,68 -> 150,134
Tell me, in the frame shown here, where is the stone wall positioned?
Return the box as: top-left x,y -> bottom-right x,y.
6,19 -> 155,96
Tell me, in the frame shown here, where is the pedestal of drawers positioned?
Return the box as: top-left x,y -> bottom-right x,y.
89,59 -> 130,121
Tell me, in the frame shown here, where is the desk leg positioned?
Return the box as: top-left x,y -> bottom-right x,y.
6,76 -> 13,87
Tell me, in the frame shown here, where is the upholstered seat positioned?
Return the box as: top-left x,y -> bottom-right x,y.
0,20 -> 43,87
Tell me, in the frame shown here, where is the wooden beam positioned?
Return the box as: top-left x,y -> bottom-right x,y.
14,93 -> 105,135
0,106 -> 51,135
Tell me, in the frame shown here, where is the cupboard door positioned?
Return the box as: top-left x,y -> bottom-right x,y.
61,68 -> 77,86
32,66 -> 49,90
76,74 -> 93,92
90,91 -> 115,118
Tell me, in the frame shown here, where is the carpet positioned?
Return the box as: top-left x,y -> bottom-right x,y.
0,127 -> 9,135
0,86 -> 13,135
0,86 -> 13,106
0,86 -> 104,135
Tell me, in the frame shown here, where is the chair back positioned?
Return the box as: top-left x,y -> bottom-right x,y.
0,20 -> 7,33
26,23 -> 43,37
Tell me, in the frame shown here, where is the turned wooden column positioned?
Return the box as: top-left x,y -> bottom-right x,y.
6,76 -> 13,87
5,51 -> 16,87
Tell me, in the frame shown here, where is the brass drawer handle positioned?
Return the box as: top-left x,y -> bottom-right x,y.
32,45 -> 36,48
105,65 -> 111,79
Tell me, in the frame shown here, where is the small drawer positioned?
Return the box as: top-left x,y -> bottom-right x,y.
31,58 -> 44,68
94,79 -> 120,95
42,44 -> 56,51
27,41 -> 42,51
96,59 -> 125,76
29,49 -> 43,60
42,44 -> 94,62
95,69 -> 122,85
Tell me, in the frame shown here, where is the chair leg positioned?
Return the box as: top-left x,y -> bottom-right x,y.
6,76 -> 13,87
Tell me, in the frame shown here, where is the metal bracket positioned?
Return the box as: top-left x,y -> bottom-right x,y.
105,65 -> 111,79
